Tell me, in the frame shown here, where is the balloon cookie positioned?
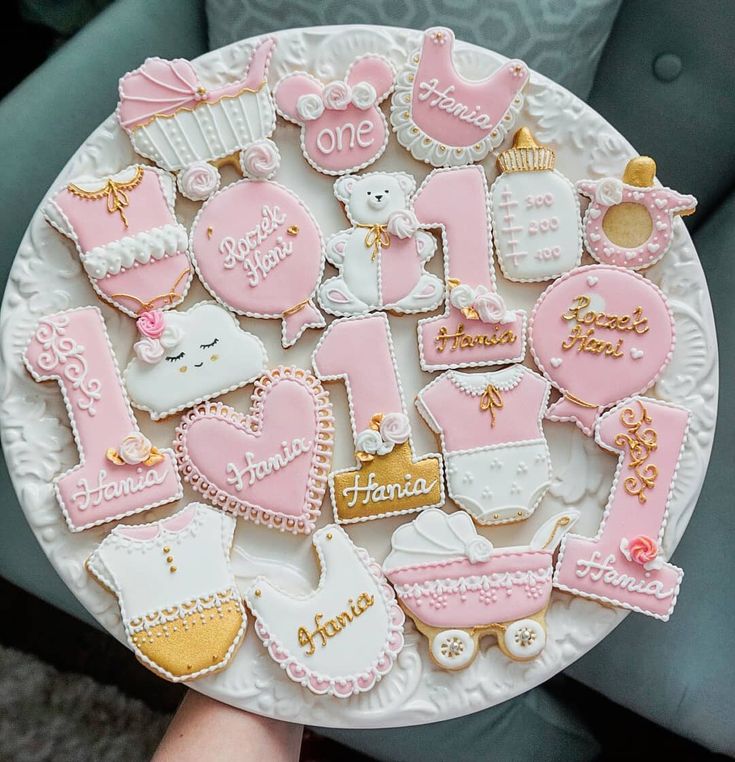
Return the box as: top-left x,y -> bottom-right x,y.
391,27 -> 529,167
577,156 -> 696,270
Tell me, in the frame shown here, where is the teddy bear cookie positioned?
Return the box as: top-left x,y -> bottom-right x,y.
577,156 -> 696,269
318,171 -> 444,316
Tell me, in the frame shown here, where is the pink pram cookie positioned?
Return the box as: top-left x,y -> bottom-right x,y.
391,27 -> 529,167
275,55 -> 395,175
43,165 -> 192,318
384,508 -> 579,668
577,156 -> 696,270
117,38 -> 277,200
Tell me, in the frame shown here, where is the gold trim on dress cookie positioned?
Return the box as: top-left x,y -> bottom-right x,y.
110,266 -> 191,314
67,166 -> 145,227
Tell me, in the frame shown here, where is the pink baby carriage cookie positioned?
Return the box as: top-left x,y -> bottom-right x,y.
391,27 -> 529,167
43,164 -> 192,318
384,508 -> 579,669
117,38 -> 277,200
577,156 -> 696,270
275,55 -> 395,175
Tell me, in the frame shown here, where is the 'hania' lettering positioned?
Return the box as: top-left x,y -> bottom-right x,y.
226,437 -> 312,491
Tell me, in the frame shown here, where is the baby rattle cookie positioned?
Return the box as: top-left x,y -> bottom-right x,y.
383,508 -> 579,669
124,302 -> 267,420
577,156 -> 696,269
87,502 -> 247,682
244,524 -> 404,697
275,55 -> 395,175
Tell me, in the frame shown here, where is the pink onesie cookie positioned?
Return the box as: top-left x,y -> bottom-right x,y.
391,27 -> 529,167
275,55 -> 395,175
44,165 -> 192,318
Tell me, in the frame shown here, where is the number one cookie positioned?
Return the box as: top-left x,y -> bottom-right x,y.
312,313 -> 444,524
554,397 -> 690,620
413,165 -> 527,370
23,306 -> 182,531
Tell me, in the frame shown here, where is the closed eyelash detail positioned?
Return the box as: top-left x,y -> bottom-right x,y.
165,352 -> 185,362
200,338 -> 219,349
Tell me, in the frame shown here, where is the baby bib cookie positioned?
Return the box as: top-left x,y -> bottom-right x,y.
175,366 -> 334,534
43,165 -> 192,318
244,524 -> 404,697
417,365 -> 551,526
117,37 -> 277,200
554,397 -> 690,621
23,306 -> 182,531
312,313 -> 444,524
318,171 -> 443,317
383,508 -> 579,669
577,156 -> 696,269
391,27 -> 529,167
190,178 -> 326,348
87,502 -> 246,682
529,265 -> 675,436
124,303 -> 267,420
490,128 -> 582,282
275,55 -> 394,175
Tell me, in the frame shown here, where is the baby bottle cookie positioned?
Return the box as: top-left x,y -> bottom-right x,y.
577,156 -> 696,269
491,128 -> 582,282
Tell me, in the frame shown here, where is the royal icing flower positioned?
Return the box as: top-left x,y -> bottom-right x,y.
379,412 -> 410,444
449,282 -> 515,324
240,139 -> 280,180
466,536 -> 493,564
595,177 -> 624,206
356,428 -> 389,456
161,323 -> 183,349
133,315 -> 183,364
136,310 -> 165,339
387,209 -> 419,239
178,160 -> 220,201
322,81 -> 351,110
134,336 -> 165,364
474,288 -> 511,324
620,535 -> 663,570
449,283 -> 475,310
350,81 -> 377,110
106,431 -> 164,467
296,92 -> 325,121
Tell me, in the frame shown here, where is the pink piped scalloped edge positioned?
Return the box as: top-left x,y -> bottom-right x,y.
245,525 -> 405,698
174,365 -> 334,534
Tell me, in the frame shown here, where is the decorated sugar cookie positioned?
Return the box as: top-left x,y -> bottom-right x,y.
490,128 -> 582,282
44,165 -> 192,318
554,397 -> 690,621
530,265 -> 675,436
312,313 -> 444,524
384,508 -> 579,669
23,306 -> 182,531
391,27 -> 529,167
87,503 -> 246,682
413,165 -> 527,370
244,524 -> 404,697
175,366 -> 334,534
417,365 -> 551,526
124,303 -> 267,420
577,156 -> 696,269
275,55 -> 395,175
318,172 -> 443,316
117,38 -> 277,200
190,178 -> 326,348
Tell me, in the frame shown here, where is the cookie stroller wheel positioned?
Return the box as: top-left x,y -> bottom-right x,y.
503,618 -> 546,660
430,629 -> 475,670
240,139 -> 280,180
177,161 -> 221,201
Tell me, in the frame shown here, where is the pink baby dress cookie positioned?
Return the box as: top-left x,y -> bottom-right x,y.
577,156 -> 696,269
117,37 -> 277,200
275,55 -> 395,175
44,165 -> 192,318
391,27 -> 529,167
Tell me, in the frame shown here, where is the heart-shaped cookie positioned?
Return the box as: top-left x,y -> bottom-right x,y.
175,367 -> 334,534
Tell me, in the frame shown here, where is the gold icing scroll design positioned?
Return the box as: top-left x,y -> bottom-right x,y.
615,399 -> 658,504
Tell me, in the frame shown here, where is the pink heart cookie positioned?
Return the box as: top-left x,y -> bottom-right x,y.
175,366 -> 334,534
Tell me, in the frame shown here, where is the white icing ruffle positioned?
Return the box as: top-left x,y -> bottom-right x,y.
82,223 -> 188,279
448,365 -> 525,396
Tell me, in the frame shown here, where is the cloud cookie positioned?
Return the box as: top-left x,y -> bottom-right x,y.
124,302 -> 267,420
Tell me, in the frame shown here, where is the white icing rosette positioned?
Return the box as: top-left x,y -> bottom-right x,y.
350,81 -> 377,110
178,161 -> 220,201
387,209 -> 419,239
134,336 -> 165,364
474,288 -> 513,324
595,177 -> 624,206
379,412 -> 410,444
449,283 -> 476,310
296,93 -> 325,122
323,80 -> 351,110
240,139 -> 280,180
160,323 -> 183,349
465,536 -> 493,564
355,428 -> 392,456
118,432 -> 154,465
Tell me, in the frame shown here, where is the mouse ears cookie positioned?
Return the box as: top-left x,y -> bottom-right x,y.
391,27 -> 529,167
577,156 -> 696,269
275,55 -> 395,175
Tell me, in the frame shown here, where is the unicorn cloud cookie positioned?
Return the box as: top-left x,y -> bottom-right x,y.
124,302 -> 266,420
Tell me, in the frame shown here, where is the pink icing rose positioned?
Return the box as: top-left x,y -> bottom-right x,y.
178,161 -> 220,201
621,535 -> 659,565
118,432 -> 153,465
322,81 -> 351,110
379,412 -> 410,444
136,310 -> 165,339
474,287 -> 511,324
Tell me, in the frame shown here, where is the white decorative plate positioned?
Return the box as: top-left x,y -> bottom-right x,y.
0,26 -> 718,728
